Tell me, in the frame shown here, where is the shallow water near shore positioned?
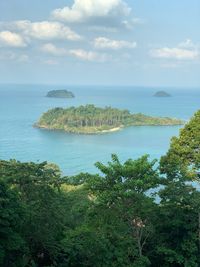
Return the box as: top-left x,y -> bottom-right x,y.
0,84 -> 199,175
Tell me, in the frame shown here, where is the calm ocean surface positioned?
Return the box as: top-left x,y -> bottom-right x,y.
0,84 -> 199,175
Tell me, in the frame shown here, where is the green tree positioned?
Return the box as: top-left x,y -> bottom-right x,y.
63,154 -> 159,267
0,160 -> 66,266
157,110 -> 200,266
153,178 -> 200,267
0,180 -> 27,267
160,110 -> 200,179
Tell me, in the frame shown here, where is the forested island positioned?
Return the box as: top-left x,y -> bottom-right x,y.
154,91 -> 171,97
1,110 -> 200,267
46,89 -> 75,98
35,104 -> 183,134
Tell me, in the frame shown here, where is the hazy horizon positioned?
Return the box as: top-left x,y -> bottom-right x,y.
0,83 -> 200,89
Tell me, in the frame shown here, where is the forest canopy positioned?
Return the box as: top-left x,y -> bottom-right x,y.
46,90 -> 75,98
35,104 -> 183,134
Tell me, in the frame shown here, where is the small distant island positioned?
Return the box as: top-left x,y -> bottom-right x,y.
35,105 -> 183,134
154,91 -> 171,97
46,90 -> 75,98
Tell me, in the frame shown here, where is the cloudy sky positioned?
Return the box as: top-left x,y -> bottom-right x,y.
0,0 -> 200,87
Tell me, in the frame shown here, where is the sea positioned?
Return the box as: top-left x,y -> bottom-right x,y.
0,84 -> 199,175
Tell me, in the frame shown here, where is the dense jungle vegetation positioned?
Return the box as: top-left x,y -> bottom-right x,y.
46,90 -> 75,98
1,110 -> 200,267
36,104 -> 183,134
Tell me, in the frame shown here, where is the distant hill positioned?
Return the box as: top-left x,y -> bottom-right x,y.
154,91 -> 171,97
35,104 -> 183,134
46,90 -> 75,98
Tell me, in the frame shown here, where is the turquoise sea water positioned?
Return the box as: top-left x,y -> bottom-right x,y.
0,84 -> 199,175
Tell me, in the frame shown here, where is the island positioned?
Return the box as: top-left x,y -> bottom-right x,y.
154,91 -> 171,97
46,90 -> 75,98
35,105 -> 183,134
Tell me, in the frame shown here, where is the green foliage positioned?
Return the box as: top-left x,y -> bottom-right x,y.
0,181 -> 26,267
0,160 -> 68,266
160,110 -> 200,178
46,90 -> 74,98
154,180 -> 199,267
66,155 -> 159,266
157,110 -> 200,267
36,104 -> 183,134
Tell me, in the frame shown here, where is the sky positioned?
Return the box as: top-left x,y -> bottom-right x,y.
0,0 -> 199,87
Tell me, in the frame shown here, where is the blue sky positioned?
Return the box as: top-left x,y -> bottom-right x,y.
0,0 -> 199,87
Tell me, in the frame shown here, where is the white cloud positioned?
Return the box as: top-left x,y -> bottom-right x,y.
11,20 -> 81,41
41,43 -> 110,62
0,51 -> 16,60
122,17 -> 144,29
94,37 -> 137,50
18,54 -> 29,62
0,31 -> 27,47
41,43 -> 67,56
88,25 -> 118,33
178,39 -> 196,49
52,0 -> 131,26
69,49 -> 109,62
0,51 -> 29,62
43,59 -> 59,65
150,46 -> 199,60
